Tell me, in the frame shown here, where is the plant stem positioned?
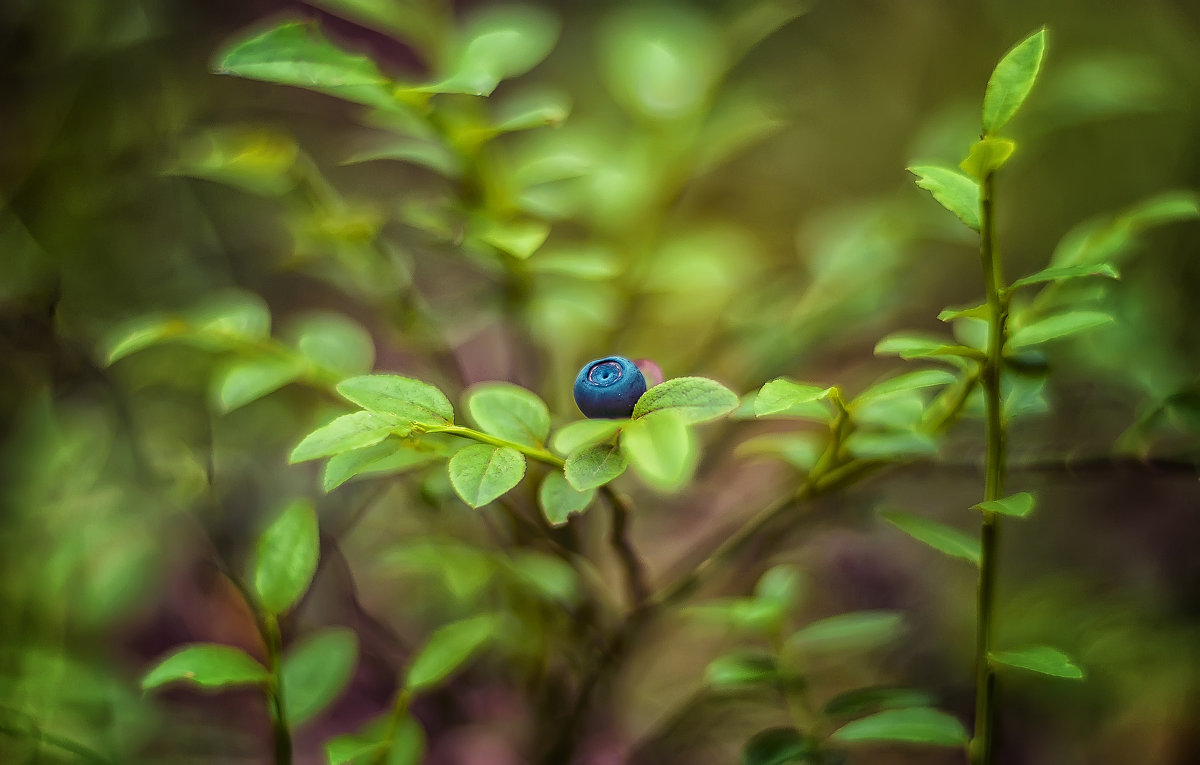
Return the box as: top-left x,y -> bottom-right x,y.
370,689 -> 412,765
263,614 -> 292,765
418,424 -> 565,468
972,171 -> 1007,765
602,485 -> 650,608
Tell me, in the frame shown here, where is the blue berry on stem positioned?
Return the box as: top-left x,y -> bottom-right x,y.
573,356 -> 647,419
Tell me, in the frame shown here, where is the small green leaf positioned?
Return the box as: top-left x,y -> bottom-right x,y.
822,687 -> 935,718
325,713 -> 424,765
447,444 -> 526,508
754,378 -> 834,417
855,370 -> 958,403
215,21 -> 395,108
754,565 -> 806,614
322,438 -> 443,492
281,627 -> 358,726
253,499 -> 320,615
685,598 -> 785,634
875,332 -> 985,365
851,392 -> 925,431
971,491 -> 1035,518
103,315 -> 183,364
741,727 -> 813,765
506,551 -> 579,604
475,218 -> 551,259
525,245 -> 620,280
882,511 -> 980,565
494,88 -> 571,132
142,644 -> 269,690
959,137 -> 1016,179
789,611 -> 904,655
187,290 -> 273,345
706,651 -> 779,690
845,431 -> 938,460
907,165 -> 981,231
830,706 -> 968,747
1009,263 -> 1119,290
290,411 -> 400,463
213,357 -> 306,413
937,303 -> 989,322
337,375 -> 454,426
632,376 -> 739,424
620,410 -> 696,491
983,27 -> 1048,135
550,419 -> 624,455
989,646 -> 1084,679
345,137 -> 462,178
405,614 -> 499,692
466,383 -> 550,447
426,5 -> 559,96
734,434 -> 822,472
538,471 -> 595,526
564,441 -> 628,490
1007,311 -> 1114,350
288,313 -> 375,377
171,127 -> 299,195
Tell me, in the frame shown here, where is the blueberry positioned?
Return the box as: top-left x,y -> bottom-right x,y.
573,356 -> 647,419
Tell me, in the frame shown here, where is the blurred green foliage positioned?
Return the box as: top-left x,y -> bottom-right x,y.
2,0 -> 1199,763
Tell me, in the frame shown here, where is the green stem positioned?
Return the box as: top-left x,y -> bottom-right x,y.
972,171 -> 1007,765
263,615 -> 292,765
418,424 -> 565,468
370,689 -> 412,765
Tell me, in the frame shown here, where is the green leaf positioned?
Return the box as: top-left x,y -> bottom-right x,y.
754,565 -> 806,614
170,127 -> 300,195
1007,311 -> 1114,350
253,499 -> 320,615
734,434 -> 822,472
215,21 -> 395,108
845,431 -> 938,460
789,611 -> 904,655
142,644 -> 268,690
822,687 -> 936,718
213,357 -> 306,413
937,303 -> 988,322
564,441 -> 628,490
971,491 -> 1035,518
851,392 -> 925,431
475,218 -> 551,259
741,727 -> 814,765
524,245 -> 620,280
550,418 -> 624,455
874,332 -> 985,365
982,27 -> 1048,135
538,471 -> 595,526
290,411 -> 400,463
685,598 -> 786,634
103,315 -> 183,364
620,410 -> 696,491
632,376 -> 739,424
959,137 -> 1016,179
855,370 -> 957,403
281,627 -> 358,726
187,290 -> 273,346
404,614 -> 499,692
989,645 -> 1084,679
336,375 -> 454,426
754,378 -> 834,417
447,444 -> 526,508
466,383 -> 550,447
322,438 -> 444,491
428,5 -> 559,95
829,706 -> 968,747
325,713 -> 424,765
506,551 -> 579,604
907,165 -> 981,231
346,137 -> 462,177
288,313 -> 375,377
706,651 -> 779,690
494,88 -> 571,132
1009,263 -> 1119,290
882,511 -> 980,565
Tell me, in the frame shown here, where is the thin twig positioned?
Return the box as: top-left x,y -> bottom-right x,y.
601,485 -> 650,609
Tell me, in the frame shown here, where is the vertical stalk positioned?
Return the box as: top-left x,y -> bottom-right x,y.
263,615 -> 292,765
972,172 -> 1006,765
370,689 -> 412,765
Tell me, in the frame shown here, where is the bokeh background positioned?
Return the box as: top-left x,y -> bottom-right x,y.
3,0 -> 1199,763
